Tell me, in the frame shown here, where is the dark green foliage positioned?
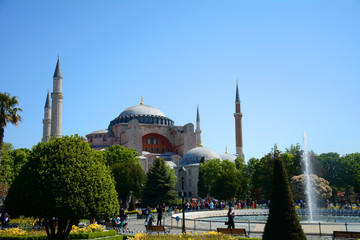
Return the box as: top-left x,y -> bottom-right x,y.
142,158 -> 177,207
103,145 -> 139,166
0,148 -> 30,185
212,170 -> 241,200
197,163 -> 208,198
263,154 -> 306,240
68,230 -> 117,239
0,92 -> 22,167
103,145 -> 145,204
111,161 -> 145,204
4,135 -> 119,240
198,159 -> 245,200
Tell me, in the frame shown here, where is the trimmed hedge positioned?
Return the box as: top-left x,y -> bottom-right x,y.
0,232 -> 121,240
68,230 -> 117,239
0,236 -> 48,240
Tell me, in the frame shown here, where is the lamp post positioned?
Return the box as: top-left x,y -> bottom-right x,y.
179,166 -> 186,234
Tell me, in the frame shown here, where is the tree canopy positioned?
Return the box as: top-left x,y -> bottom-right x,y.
0,92 -> 22,167
5,135 -> 119,240
103,144 -> 139,166
102,144 -> 146,205
198,159 -> 246,200
142,158 -> 177,207
111,161 -> 145,204
0,147 -> 30,186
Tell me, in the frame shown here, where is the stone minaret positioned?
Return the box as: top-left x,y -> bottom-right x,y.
50,56 -> 64,138
195,105 -> 203,147
42,90 -> 51,142
234,81 -> 245,160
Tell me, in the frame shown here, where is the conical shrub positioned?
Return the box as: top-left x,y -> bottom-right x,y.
263,155 -> 306,240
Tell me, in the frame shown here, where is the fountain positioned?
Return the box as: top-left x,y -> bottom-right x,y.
302,132 -> 315,221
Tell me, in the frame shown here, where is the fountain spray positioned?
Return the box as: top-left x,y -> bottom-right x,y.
303,132 -> 315,221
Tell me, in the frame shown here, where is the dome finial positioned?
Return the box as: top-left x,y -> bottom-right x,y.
225,145 -> 228,154
140,95 -> 144,105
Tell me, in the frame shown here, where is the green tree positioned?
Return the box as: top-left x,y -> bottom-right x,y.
142,158 -> 177,207
200,158 -> 222,192
103,144 -> 145,205
0,148 -> 30,185
2,142 -> 13,152
103,144 -> 139,166
111,161 -> 145,204
235,157 -> 248,198
341,153 -> 360,192
212,169 -> 241,200
0,92 -> 22,167
317,152 -> 342,187
5,135 -> 119,240
251,153 -> 274,199
263,150 -> 306,240
199,159 -> 243,200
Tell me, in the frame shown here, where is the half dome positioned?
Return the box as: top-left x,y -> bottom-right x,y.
180,147 -> 221,165
220,153 -> 237,162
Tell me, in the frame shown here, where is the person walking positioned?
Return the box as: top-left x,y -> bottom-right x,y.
145,206 -> 150,223
227,208 -> 235,229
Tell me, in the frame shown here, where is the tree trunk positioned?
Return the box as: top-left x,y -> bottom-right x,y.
44,217 -> 73,240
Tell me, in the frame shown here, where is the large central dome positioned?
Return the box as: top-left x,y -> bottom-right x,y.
119,104 -> 166,118
108,103 -> 174,128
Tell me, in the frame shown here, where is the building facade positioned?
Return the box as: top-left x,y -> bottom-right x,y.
86,99 -> 196,157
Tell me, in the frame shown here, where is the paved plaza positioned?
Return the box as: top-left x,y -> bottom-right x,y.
118,209 -> 356,239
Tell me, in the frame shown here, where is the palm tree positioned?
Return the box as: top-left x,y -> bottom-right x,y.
0,92 -> 22,167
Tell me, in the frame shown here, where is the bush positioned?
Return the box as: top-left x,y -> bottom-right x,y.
68,229 -> 117,239
0,236 -> 48,240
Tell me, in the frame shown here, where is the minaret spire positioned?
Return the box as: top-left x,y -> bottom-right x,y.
53,55 -> 62,79
195,104 -> 203,147
50,56 -> 64,138
43,89 -> 52,142
234,81 -> 244,160
235,79 -> 240,103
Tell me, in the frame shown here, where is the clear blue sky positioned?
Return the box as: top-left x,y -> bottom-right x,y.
1,0 -> 359,160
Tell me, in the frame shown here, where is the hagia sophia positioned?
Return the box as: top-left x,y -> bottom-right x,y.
43,57 -> 244,198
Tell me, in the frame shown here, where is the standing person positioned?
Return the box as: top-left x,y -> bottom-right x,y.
145,206 -> 151,223
0,207 -> 4,229
156,204 -> 163,226
227,208 -> 235,229
4,212 -> 10,229
119,206 -> 125,223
